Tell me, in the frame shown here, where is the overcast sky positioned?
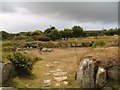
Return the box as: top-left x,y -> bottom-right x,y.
0,2 -> 118,33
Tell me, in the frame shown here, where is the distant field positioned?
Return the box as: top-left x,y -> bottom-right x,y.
2,36 -> 118,63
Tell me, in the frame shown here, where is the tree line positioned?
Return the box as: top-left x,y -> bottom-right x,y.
1,26 -> 119,41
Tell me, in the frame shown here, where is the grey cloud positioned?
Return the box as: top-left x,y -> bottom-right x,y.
2,2 -> 118,23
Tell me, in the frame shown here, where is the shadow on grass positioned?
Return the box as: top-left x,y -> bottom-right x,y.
18,73 -> 37,80
2,73 -> 37,87
2,77 -> 18,87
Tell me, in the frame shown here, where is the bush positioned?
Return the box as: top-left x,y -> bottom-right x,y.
38,35 -> 50,41
92,40 -> 105,48
32,35 -> 50,41
25,36 -> 34,42
7,52 -> 34,75
14,36 -> 25,40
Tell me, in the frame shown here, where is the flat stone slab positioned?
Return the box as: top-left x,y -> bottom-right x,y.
54,76 -> 67,82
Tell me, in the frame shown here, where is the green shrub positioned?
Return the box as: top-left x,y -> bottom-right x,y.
38,35 -> 50,41
7,52 -> 34,75
92,40 -> 105,48
14,36 -> 25,40
32,35 -> 50,41
25,36 -> 34,42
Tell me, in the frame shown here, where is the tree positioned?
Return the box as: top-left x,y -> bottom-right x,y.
60,28 -> 73,38
44,26 -> 61,41
32,35 -> 50,41
72,26 -> 83,37
31,30 -> 43,36
49,29 -> 61,41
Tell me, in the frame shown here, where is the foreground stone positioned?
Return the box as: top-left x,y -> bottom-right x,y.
76,58 -> 95,88
0,62 -> 13,84
107,66 -> 120,81
96,67 -> 106,88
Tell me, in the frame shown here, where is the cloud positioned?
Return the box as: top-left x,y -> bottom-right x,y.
1,2 -> 118,33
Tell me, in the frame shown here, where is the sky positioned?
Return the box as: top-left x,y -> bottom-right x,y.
0,1 -> 118,33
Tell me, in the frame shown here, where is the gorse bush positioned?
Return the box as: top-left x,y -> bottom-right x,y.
92,40 -> 105,48
7,52 -> 36,75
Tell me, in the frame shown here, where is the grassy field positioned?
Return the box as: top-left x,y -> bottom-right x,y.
3,48 -> 92,88
3,47 -> 119,88
2,36 -> 119,88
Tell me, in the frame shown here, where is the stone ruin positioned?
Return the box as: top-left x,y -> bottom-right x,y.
76,55 -> 120,89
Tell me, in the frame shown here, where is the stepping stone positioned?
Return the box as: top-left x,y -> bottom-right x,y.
63,81 -> 68,85
53,61 -> 58,64
55,69 -> 62,72
46,64 -> 55,67
54,76 -> 67,82
43,80 -> 51,86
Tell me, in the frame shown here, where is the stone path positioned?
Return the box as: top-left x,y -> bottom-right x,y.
14,48 -> 91,88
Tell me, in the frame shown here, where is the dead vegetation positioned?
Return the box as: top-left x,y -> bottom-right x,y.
85,47 -> 119,69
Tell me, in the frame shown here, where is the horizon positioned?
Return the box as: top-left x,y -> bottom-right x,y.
1,27 -> 118,34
